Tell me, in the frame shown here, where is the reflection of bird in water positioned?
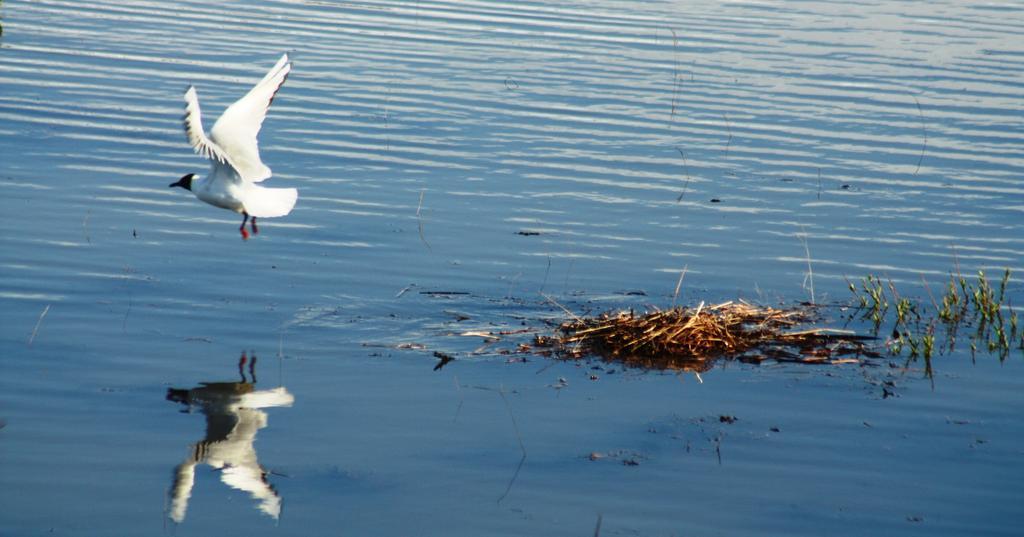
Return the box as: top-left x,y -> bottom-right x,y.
166,352 -> 294,524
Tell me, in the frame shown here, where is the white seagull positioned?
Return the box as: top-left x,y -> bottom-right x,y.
171,54 -> 297,239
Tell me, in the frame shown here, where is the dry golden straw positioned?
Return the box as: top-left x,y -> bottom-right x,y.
537,300 -> 872,371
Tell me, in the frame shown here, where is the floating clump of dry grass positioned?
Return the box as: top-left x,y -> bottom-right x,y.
536,300 -> 875,371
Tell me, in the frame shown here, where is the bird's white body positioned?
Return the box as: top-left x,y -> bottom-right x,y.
175,54 -> 297,235
191,165 -> 296,218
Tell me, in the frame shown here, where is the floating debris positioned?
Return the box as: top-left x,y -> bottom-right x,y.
433,351 -> 455,371
536,300 -> 875,371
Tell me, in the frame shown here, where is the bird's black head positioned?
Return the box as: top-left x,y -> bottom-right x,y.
169,173 -> 195,190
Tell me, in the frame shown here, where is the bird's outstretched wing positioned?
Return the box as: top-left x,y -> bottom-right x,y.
209,54 -> 292,183
183,85 -> 233,167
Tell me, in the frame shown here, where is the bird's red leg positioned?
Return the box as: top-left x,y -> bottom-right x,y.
251,216 -> 259,235
240,213 -> 250,240
238,351 -> 248,381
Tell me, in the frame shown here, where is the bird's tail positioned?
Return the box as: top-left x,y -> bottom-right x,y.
244,185 -> 298,218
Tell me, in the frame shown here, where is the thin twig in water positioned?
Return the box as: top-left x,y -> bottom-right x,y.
671,265 -> 688,307
416,189 -> 431,251
540,291 -> 584,324
668,29 -> 682,127
886,275 -> 902,306
539,255 -> 552,293
920,274 -> 940,314
594,514 -> 603,537
498,452 -> 526,505
28,304 -> 50,345
82,210 -> 91,244
912,96 -> 927,176
951,244 -> 962,282
798,229 -> 815,304
499,386 -> 526,456
497,385 -> 527,504
534,360 -> 557,375
277,328 -> 286,385
675,147 -> 691,202
395,284 -> 414,298
452,375 -> 464,423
